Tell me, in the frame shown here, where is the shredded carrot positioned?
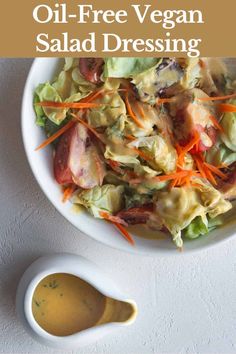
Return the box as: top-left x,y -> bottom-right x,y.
203,166 -> 217,185
209,115 -> 224,132
192,154 -> 225,185
218,103 -> 236,113
132,147 -> 152,161
176,144 -> 185,166
71,113 -> 104,143
36,101 -> 107,109
204,162 -> 228,180
125,134 -> 136,141
175,144 -> 182,155
35,119 -> 75,151
167,167 -> 200,189
99,211 -> 134,245
197,93 -> 236,102
177,163 -> 184,169
107,160 -> 124,175
135,101 -> 145,118
191,182 -> 204,188
155,170 -> 198,182
177,154 -> 185,168
185,175 -> 191,187
193,156 -> 207,179
83,88 -> 105,103
80,88 -> 127,104
156,98 -> 175,105
107,160 -> 119,168
217,163 -> 230,169
125,93 -> 144,129
177,131 -> 200,166
170,179 -> 178,189
62,185 -> 76,203
114,223 -> 135,245
99,211 -> 127,226
197,152 -> 205,162
181,131 -> 200,155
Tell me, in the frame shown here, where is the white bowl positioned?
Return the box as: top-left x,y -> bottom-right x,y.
21,58 -> 236,255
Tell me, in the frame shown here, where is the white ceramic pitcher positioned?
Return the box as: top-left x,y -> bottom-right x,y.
16,253 -> 137,349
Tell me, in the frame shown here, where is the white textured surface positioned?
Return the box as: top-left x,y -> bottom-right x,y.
1,59 -> 236,354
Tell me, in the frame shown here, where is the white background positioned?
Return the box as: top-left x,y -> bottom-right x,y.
1,59 -> 236,354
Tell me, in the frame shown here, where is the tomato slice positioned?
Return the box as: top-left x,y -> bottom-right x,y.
54,125 -> 75,185
54,123 -> 105,188
79,58 -> 104,84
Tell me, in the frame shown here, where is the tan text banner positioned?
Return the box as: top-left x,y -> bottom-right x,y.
0,0 -> 235,57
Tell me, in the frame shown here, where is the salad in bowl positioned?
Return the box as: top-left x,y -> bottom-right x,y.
32,57 -> 236,250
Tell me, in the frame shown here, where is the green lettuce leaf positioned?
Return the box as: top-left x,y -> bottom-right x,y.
104,171 -> 127,186
44,117 -> 71,146
184,215 -> 223,240
184,216 -> 208,239
35,82 -> 67,125
104,58 -> 160,78
104,146 -> 139,166
33,92 -> 46,127
128,136 -> 177,174
206,141 -> 236,166
133,164 -> 160,178
87,92 -> 126,128
72,185 -> 124,218
153,181 -> 231,248
221,110 -> 236,152
124,188 -> 152,210
208,216 -> 223,231
105,115 -> 126,144
52,71 -> 78,100
133,179 -> 167,195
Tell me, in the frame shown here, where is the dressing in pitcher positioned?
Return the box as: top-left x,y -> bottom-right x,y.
32,273 -> 135,336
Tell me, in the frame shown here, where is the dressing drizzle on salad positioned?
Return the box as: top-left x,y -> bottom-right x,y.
34,57 -> 236,249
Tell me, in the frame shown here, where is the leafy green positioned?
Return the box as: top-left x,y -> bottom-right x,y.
52,71 -> 78,100
208,216 -> 223,231
221,111 -> 236,152
205,141 -> 236,166
35,82 -> 67,125
198,182 -> 232,219
105,115 -> 126,144
184,215 -> 223,240
72,185 -> 124,218
128,136 -> 177,174
124,106 -> 157,138
124,188 -> 151,210
104,58 -> 160,78
133,164 -> 160,178
134,179 -> 167,195
132,59 -> 183,104
71,67 -> 96,93
87,92 -> 126,128
44,117 -> 71,146
153,182 -> 232,247
104,171 -> 127,186
184,216 -> 208,239
104,146 -> 139,166
33,92 -> 46,127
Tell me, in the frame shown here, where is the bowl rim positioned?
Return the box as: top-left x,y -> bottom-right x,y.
21,58 -> 236,256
